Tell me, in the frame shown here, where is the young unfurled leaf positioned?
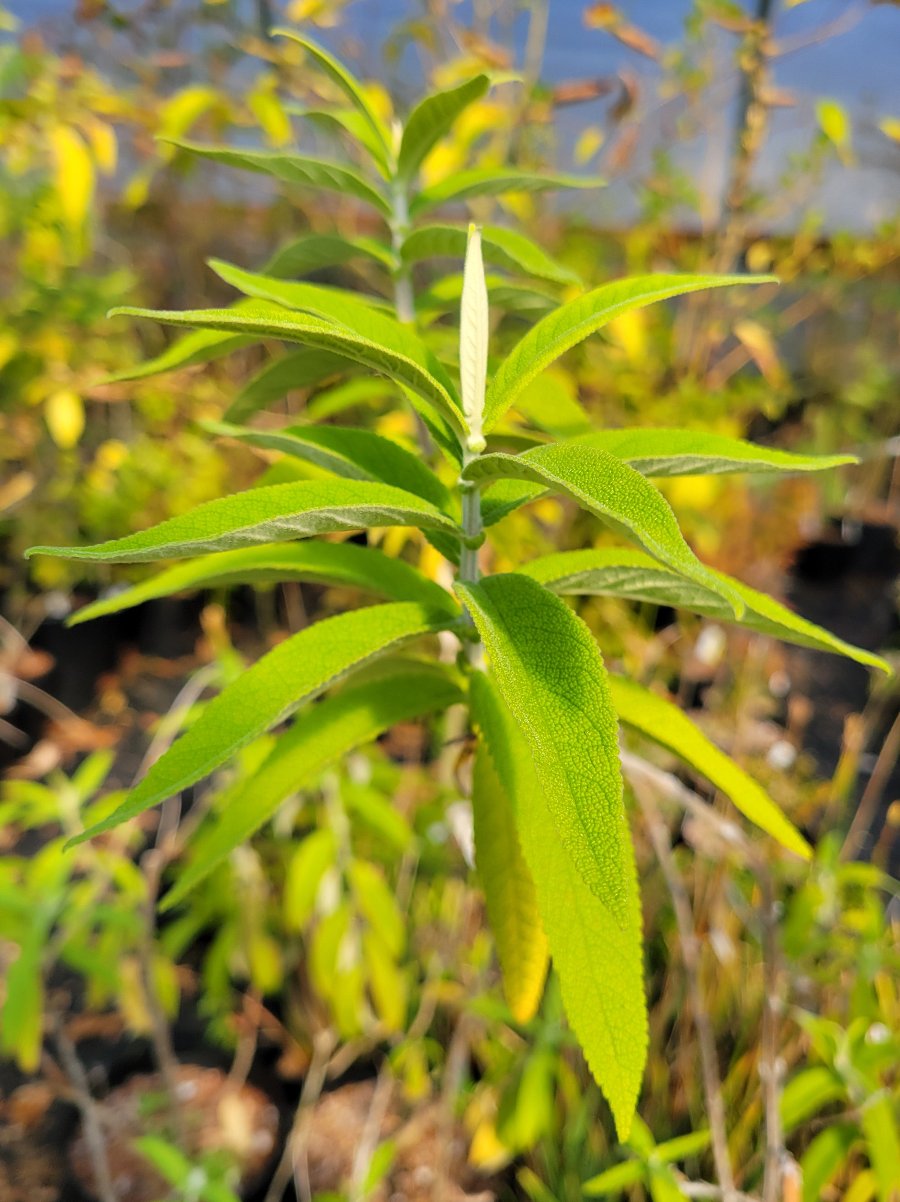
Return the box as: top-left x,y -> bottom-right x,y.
162,138 -> 391,215
471,740 -> 549,1023
459,225 -> 489,453
69,603 -> 458,844
402,224 -> 581,286
483,274 -> 775,432
206,421 -> 453,511
26,479 -> 461,564
609,675 -> 811,859
264,232 -> 395,277
162,663 -> 462,909
410,167 -> 604,217
224,349 -> 353,423
107,302 -> 465,433
456,573 -> 630,920
573,428 -> 855,476
67,542 -> 457,627
521,547 -> 890,673
462,444 -> 745,616
470,672 -> 646,1140
397,75 -> 490,183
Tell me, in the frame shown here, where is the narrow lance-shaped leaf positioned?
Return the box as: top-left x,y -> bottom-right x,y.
224,349 -> 353,423
471,739 -> 549,1023
161,138 -> 391,216
520,547 -> 890,673
162,663 -> 462,909
264,233 -> 394,278
462,443 -> 745,616
26,479 -> 461,564
410,167 -> 604,217
106,302 -> 466,436
459,224 -> 489,453
609,675 -> 811,859
470,671 -> 646,1140
205,420 -> 453,512
573,428 -> 855,477
402,224 -> 581,286
288,104 -> 394,177
484,273 -> 775,432
67,542 -> 457,627
397,75 -> 489,182
69,603 -> 458,844
456,573 -> 631,920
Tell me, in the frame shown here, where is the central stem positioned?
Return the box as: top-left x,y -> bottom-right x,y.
459,475 -> 482,585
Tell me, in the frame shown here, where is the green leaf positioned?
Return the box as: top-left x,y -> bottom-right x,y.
471,740 -> 549,1023
264,232 -> 395,277
582,1160 -> 645,1196
608,675 -> 811,859
205,421 -> 453,511
482,479 -> 547,527
655,1129 -> 712,1164
70,603 -> 457,844
283,829 -> 337,931
397,75 -> 490,182
512,369 -> 592,437
800,1124 -> 857,1202
102,324 -> 252,385
163,663 -> 462,908
463,444 -> 745,616
860,1092 -> 900,1202
26,479 -> 461,564
162,138 -> 391,216
290,104 -> 394,177
410,167 -> 604,216
573,428 -> 855,476
402,224 -> 581,285
520,547 -> 890,672
67,542 -> 456,626
470,671 -> 646,1140
781,1067 -> 845,1132
816,98 -> 850,149
224,349 -> 353,423
483,274 -> 775,432
107,301 -> 465,434
457,573 -> 630,920
272,29 -> 392,165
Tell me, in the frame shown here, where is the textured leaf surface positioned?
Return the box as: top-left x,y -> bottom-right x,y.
264,232 -> 394,277
609,676 -> 811,858
471,741 -> 549,1023
481,479 -> 547,527
484,273 -> 774,431
224,349 -> 353,423
410,168 -> 604,216
457,573 -> 630,919
521,547 -> 889,672
163,664 -> 462,908
70,604 -> 456,843
68,542 -> 456,626
463,444 -> 744,615
26,480 -> 461,564
108,302 -> 465,433
574,429 -> 855,476
163,138 -> 390,214
470,672 -> 646,1139
402,223 -> 580,285
397,75 -> 489,182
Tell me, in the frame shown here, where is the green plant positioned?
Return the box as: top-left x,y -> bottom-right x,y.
25,34 -> 891,1142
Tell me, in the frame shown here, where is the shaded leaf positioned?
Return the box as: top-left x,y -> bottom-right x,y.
264,232 -> 394,277
224,349 -> 353,423
402,223 -> 580,285
410,167 -> 604,216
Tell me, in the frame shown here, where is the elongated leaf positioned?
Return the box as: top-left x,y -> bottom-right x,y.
410,167 -> 604,216
416,272 -> 557,321
512,371 -> 593,437
459,225 -> 489,452
800,1125 -> 856,1202
67,542 -> 456,626
290,104 -> 393,177
264,232 -> 394,277
520,547 -> 890,672
272,29 -> 392,164
205,421 -> 453,511
162,663 -> 462,908
107,302 -> 465,434
860,1092 -> 900,1202
609,675 -> 811,858
457,573 -> 630,919
481,479 -> 547,527
471,671 -> 646,1139
103,324 -> 252,385
224,349 -> 353,423
69,603 -> 457,844
402,223 -> 580,285
574,429 -> 855,476
397,75 -> 489,182
471,741 -> 549,1023
162,138 -> 391,215
209,260 -> 461,414
780,1067 -> 845,1133
26,479 -> 461,565
463,444 -> 745,616
484,274 -> 774,431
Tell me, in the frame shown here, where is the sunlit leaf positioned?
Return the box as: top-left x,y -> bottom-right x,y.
410,167 -> 604,216
397,75 -> 490,182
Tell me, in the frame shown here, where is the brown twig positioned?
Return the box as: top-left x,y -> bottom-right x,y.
263,1029 -> 338,1202
840,707 -> 900,862
758,868 -> 788,1202
52,1022 -> 118,1202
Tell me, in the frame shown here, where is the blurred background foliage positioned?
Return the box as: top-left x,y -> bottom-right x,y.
0,2 -> 898,1202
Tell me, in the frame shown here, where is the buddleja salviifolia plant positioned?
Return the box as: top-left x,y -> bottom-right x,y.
27,34 -> 890,1138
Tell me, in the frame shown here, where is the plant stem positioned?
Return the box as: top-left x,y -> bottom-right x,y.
459,474 -> 483,586
52,1022 -> 118,1202
390,181 -> 414,324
